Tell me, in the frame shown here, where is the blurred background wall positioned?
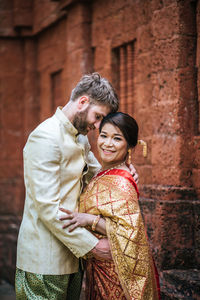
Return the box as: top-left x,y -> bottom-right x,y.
0,0 -> 199,298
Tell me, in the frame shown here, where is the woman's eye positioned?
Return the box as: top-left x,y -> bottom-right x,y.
100,134 -> 107,138
114,137 -> 122,141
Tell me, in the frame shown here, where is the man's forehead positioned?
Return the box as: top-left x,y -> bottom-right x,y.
91,104 -> 111,115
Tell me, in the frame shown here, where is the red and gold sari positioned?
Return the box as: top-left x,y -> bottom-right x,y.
79,168 -> 160,300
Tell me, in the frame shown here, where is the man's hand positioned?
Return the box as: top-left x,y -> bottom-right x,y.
127,163 -> 139,184
91,238 -> 112,260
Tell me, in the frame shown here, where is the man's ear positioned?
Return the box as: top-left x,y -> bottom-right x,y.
77,96 -> 90,110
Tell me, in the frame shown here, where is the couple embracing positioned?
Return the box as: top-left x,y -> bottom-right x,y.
15,73 -> 160,299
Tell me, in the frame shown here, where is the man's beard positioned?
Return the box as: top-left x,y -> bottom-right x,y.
73,108 -> 94,135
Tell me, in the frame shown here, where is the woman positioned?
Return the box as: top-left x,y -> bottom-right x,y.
60,112 -> 160,299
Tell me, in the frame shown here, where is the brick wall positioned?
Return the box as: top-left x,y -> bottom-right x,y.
0,0 -> 199,294
0,37 -> 25,282
88,0 -> 199,275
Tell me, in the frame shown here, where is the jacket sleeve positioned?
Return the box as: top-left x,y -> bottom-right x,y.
25,130 -> 98,258
80,135 -> 101,185
84,150 -> 101,185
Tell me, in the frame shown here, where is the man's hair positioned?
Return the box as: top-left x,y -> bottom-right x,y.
70,72 -> 119,113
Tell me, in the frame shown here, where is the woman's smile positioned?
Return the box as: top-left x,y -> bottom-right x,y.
102,149 -> 115,154
97,123 -> 128,168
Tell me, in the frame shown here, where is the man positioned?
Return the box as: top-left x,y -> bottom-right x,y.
15,73 -> 120,299
15,73 -> 138,299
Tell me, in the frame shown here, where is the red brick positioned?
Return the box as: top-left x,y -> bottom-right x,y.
0,0 -> 199,291
151,70 -> 180,102
193,137 -> 200,168
0,10 -> 12,30
13,6 -> 33,28
152,37 -> 181,72
192,169 -> 200,189
67,2 -> 91,28
133,108 -> 153,138
37,20 -> 66,72
152,3 -> 179,40
155,200 -> 195,268
67,22 -> 91,53
134,80 -> 153,108
179,0 -> 196,36
136,165 -> 152,185
0,177 -> 24,214
133,1 -> 152,27
151,135 -> 183,185
134,52 -> 152,84
151,102 -> 180,135
178,67 -> 197,100
33,0 -> 59,33
0,160 -> 23,179
151,135 -> 181,166
136,25 -> 153,54
0,41 -> 24,75
178,36 -> 196,68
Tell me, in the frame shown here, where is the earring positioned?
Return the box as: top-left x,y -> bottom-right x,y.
128,149 -> 132,165
138,140 -> 147,157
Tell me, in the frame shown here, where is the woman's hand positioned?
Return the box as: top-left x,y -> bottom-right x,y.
59,207 -> 93,232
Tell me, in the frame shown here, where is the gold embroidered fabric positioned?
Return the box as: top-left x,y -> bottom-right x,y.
79,169 -> 160,300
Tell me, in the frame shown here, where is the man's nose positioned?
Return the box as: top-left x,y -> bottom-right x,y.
94,120 -> 101,129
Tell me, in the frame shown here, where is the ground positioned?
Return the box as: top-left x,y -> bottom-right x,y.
0,281 -> 15,300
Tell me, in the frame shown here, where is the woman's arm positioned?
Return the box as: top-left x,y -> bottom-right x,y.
59,207 -> 106,235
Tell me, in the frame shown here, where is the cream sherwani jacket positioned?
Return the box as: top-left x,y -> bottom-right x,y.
16,107 -> 100,275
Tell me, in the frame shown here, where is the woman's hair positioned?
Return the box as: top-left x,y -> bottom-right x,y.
70,72 -> 119,113
99,112 -> 139,148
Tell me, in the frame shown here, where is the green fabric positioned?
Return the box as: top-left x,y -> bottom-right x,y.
15,267 -> 83,300
67,268 -> 84,300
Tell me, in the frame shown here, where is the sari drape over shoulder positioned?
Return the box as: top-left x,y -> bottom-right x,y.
79,168 -> 160,300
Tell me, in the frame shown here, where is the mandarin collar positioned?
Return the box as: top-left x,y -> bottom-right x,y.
55,106 -> 78,136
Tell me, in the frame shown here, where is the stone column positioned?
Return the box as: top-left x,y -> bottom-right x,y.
140,0 -> 199,275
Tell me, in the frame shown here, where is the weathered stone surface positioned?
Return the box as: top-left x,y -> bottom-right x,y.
160,269 -> 200,300
0,215 -> 21,284
139,190 -> 199,270
0,1 -> 199,299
